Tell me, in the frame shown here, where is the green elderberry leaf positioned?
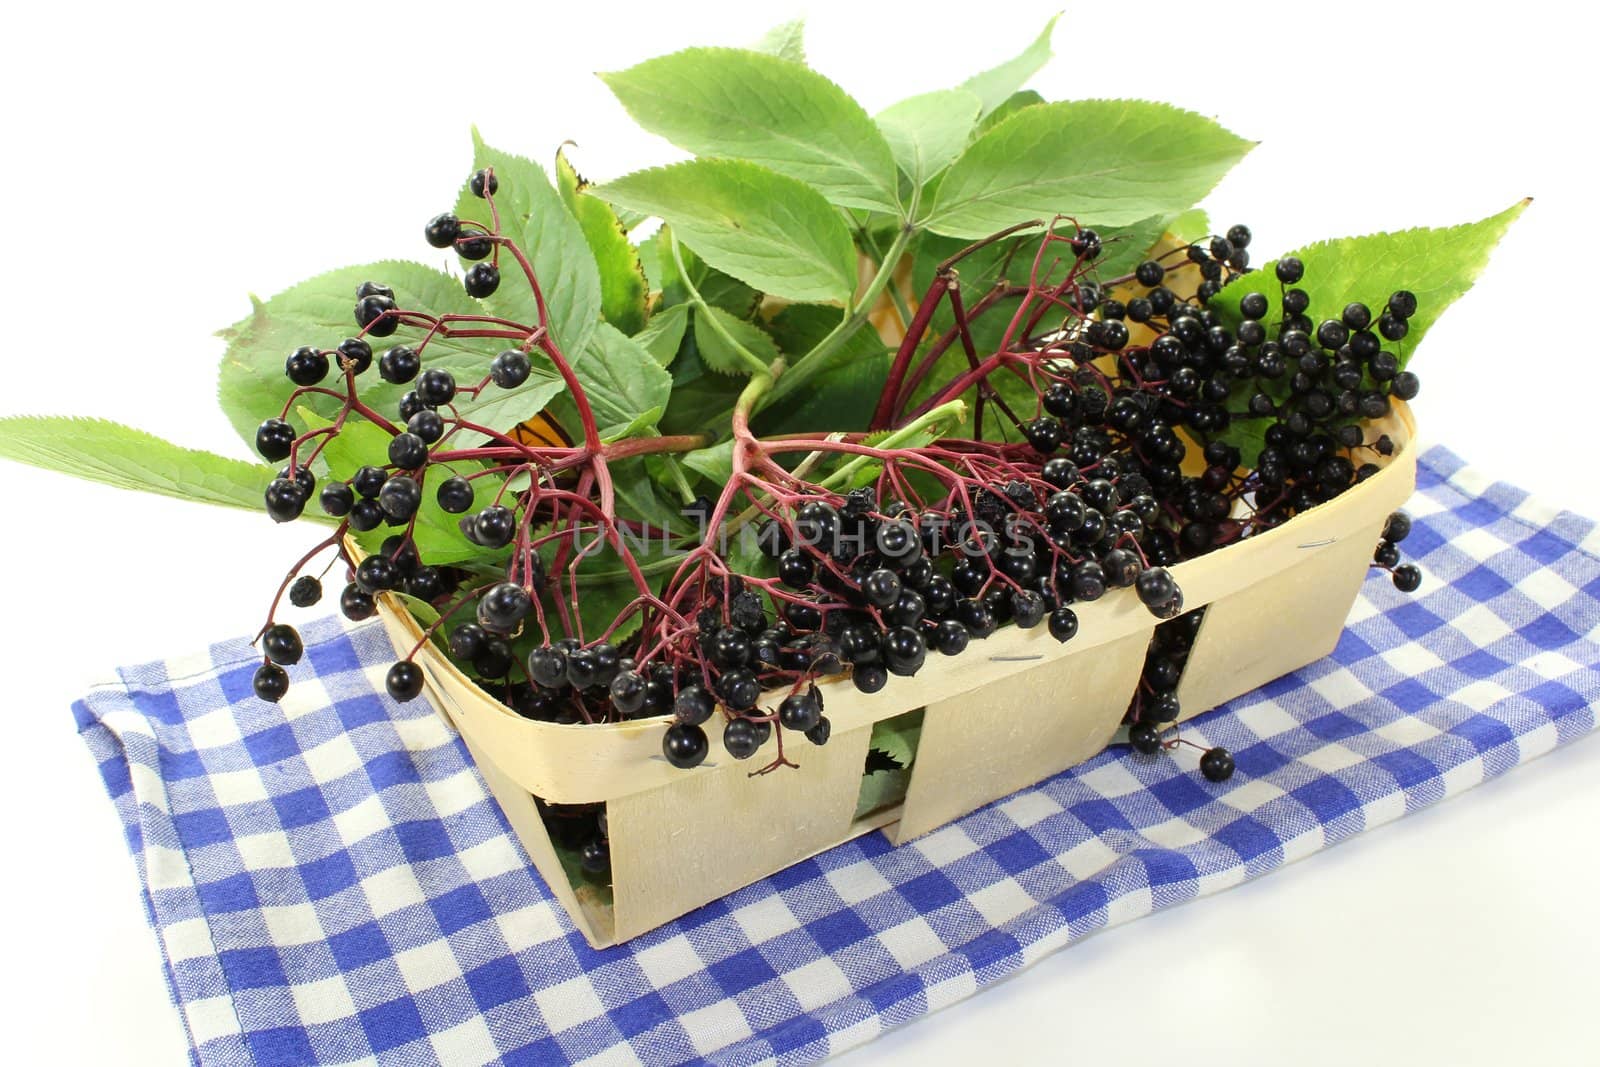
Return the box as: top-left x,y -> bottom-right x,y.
217,260 -> 482,450
925,100 -> 1254,238
757,304 -> 891,435
596,160 -> 858,304
599,48 -> 900,215
1210,199 -> 1528,463
632,303 -> 690,367
652,230 -> 762,319
753,17 -> 806,64
1211,199 -> 1530,368
557,323 -> 673,439
958,16 -> 1058,118
0,416 -> 283,514
555,146 -> 648,336
975,90 -> 1044,138
681,438 -> 735,485
875,88 -> 983,191
455,130 -> 602,358
692,305 -> 781,376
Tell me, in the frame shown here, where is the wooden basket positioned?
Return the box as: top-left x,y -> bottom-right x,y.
370,403 -> 1418,947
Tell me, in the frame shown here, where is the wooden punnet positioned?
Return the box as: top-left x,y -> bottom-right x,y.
372,403 -> 1417,947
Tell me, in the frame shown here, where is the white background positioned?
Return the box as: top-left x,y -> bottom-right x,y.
1,0 -> 1596,1063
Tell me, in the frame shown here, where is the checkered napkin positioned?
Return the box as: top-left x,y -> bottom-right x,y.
75,445 -> 1600,1066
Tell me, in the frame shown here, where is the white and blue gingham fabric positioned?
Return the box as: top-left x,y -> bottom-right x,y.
76,446 -> 1600,1066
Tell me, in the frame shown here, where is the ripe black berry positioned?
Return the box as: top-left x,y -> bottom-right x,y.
416,368 -> 457,407
1023,417 -> 1062,454
285,346 -> 329,386
262,623 -> 304,665
378,346 -> 420,384
378,475 -> 422,520
255,418 -> 296,462
436,476 -> 474,514
663,722 -> 709,768
264,478 -> 308,523
718,668 -> 761,710
853,662 -> 888,693
1135,260 -> 1165,286
1135,566 -> 1177,609
805,717 -> 832,746
723,717 -> 762,760
674,685 -> 714,725
861,568 -> 902,608
325,341 -> 370,380
387,432 -> 428,471
340,583 -> 376,621
1387,290 -> 1418,320
1200,746 -> 1235,782
1275,257 -> 1304,284
455,233 -> 493,260
469,168 -> 498,198
386,661 -> 425,702
490,350 -> 531,389
288,575 -> 322,608
1392,564 -> 1422,592
1383,511 -> 1412,544
777,549 -> 814,588
478,582 -> 532,634
464,262 -> 500,298
355,294 -> 398,337
778,691 -> 822,732
253,662 -> 290,703
1239,292 -> 1269,321
425,213 -> 461,248
1129,722 -> 1161,755
1048,606 -> 1079,643
609,670 -> 647,715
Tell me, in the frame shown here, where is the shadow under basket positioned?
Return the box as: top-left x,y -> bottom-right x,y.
371,403 -> 1418,948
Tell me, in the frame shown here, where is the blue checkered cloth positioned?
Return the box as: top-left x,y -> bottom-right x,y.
76,445 -> 1600,1066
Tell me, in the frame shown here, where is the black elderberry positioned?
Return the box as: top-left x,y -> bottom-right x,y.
387,432 -> 429,471
288,575 -> 322,608
663,722 -> 709,769
1239,292 -> 1269,321
478,582 -> 532,634
436,476 -> 474,514
407,409 -> 445,444
861,568 -> 902,608
1383,511 -> 1412,544
956,599 -> 997,638
474,638 -> 514,678
852,662 -> 888,693
1129,722 -> 1162,755
356,294 -> 399,337
718,669 -> 760,710
469,168 -> 498,198
579,839 -> 610,876
1374,541 -> 1400,568
377,475 -> 421,521
1392,564 -> 1422,592
884,590 -> 927,627
1200,746 -> 1235,782
424,213 -> 461,249
882,626 -> 926,676
285,346 -> 329,386
410,366 -> 454,406
261,623 -> 303,665
253,662 -> 290,703
386,661 -> 425,702
1387,290 -> 1418,320
778,691 -> 822,732
932,618 -> 969,656
378,345 -> 420,385
1023,417 -> 1062,454
348,499 -> 383,532
455,232 -> 493,260
490,349 -> 531,389
1275,257 -> 1304,284
527,646 -> 567,689
1011,590 -> 1047,628
340,583 -> 376,621
1391,371 -> 1420,401
805,717 -> 832,746
609,670 -> 647,715
255,418 -> 296,462
472,505 -> 516,548
464,262 -> 500,298
264,478 -> 308,523
723,717 -> 763,760
1135,260 -> 1165,286
336,338 -> 373,375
